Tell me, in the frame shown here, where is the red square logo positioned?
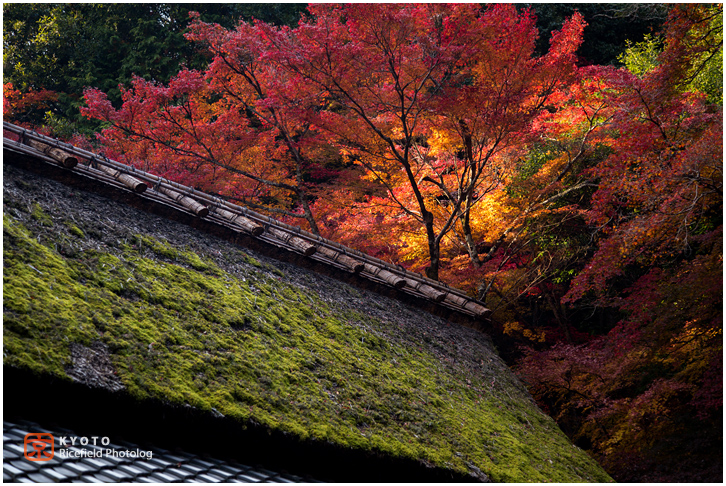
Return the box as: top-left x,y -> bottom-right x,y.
24,433 -> 54,461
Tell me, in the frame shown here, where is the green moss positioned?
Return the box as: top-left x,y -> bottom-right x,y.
2,214 -> 611,482
65,222 -> 85,238
30,203 -> 53,227
241,252 -> 284,277
138,235 -> 178,260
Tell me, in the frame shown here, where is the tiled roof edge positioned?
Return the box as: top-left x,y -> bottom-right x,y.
3,122 -> 491,319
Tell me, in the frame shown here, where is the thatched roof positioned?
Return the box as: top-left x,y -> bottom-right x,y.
3,128 -> 612,482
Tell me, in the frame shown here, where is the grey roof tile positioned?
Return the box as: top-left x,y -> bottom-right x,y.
102,443 -> 123,451
14,420 -> 40,428
218,466 -> 243,480
3,446 -> 22,460
10,460 -> 40,473
26,471 -> 58,483
134,459 -> 165,473
235,471 -> 266,482
178,463 -> 208,475
146,457 -> 175,469
187,457 -> 219,469
134,476 -> 159,483
268,475 -> 296,483
148,471 -> 181,482
42,456 -> 66,468
92,472 -> 117,483
94,468 -> 135,482
164,452 -> 195,463
83,457 -> 113,470
117,464 -> 146,477
148,456 -> 173,468
216,463 -> 250,475
163,466 -> 196,481
8,427 -> 33,438
4,429 -> 26,442
183,476 -> 213,483
4,419 -> 323,484
5,442 -> 28,456
239,469 -> 272,481
197,472 -> 225,482
3,462 -> 27,478
39,466 -> 81,482
77,474 -> 104,483
203,469 -> 234,481
63,462 -> 99,476
15,454 -> 65,468
256,467 -> 280,477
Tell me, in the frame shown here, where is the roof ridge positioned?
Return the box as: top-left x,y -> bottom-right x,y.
3,121 -> 490,318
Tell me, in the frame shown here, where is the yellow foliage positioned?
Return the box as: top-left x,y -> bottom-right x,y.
464,190 -> 513,241
398,230 -> 430,264
427,127 -> 460,158
503,321 -> 546,343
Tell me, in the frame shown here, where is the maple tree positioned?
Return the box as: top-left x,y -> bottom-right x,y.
258,3 -> 585,280
3,82 -> 58,126
515,4 -> 722,481
563,6 -> 722,306
431,66 -> 615,344
3,4 -> 307,136
82,14 -> 347,233
81,4 -> 586,280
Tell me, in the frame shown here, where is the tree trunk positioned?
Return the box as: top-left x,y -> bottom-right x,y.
299,192 -> 320,235
423,209 -> 440,281
461,192 -> 481,268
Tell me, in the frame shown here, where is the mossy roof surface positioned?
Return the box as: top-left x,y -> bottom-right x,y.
2,163 -> 611,482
